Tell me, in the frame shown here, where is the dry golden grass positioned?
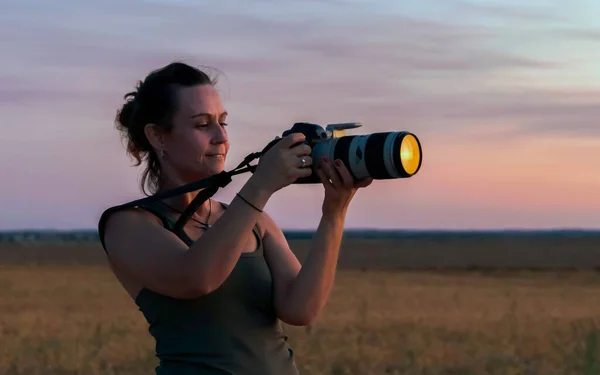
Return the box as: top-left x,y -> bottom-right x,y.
3,264 -> 600,374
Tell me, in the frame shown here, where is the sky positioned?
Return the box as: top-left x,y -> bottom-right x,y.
1,0 -> 599,231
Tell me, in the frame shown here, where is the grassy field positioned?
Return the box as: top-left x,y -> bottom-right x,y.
2,235 -> 600,374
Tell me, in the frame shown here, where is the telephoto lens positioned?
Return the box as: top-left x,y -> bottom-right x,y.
312,131 -> 422,180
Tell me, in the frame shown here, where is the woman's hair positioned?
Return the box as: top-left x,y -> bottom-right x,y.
115,62 -> 217,195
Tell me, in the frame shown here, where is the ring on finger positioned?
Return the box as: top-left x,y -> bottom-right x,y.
300,156 -> 306,168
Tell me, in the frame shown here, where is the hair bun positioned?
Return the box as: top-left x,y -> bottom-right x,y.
116,91 -> 138,130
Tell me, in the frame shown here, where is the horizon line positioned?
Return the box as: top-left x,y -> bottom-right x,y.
2,227 -> 600,233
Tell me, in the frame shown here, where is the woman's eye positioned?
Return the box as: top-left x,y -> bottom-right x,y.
195,122 -> 227,128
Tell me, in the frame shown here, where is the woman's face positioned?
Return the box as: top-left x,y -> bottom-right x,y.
161,84 -> 230,184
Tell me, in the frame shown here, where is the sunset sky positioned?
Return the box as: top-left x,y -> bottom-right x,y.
2,0 -> 599,231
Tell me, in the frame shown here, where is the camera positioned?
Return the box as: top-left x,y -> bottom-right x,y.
259,122 -> 423,184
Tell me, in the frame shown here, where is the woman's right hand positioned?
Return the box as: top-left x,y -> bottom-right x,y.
251,132 -> 313,194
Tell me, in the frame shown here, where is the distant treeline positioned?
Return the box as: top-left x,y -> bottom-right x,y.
0,231 -> 100,244
1,229 -> 599,244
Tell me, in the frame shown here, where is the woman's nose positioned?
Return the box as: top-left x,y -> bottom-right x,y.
212,123 -> 228,143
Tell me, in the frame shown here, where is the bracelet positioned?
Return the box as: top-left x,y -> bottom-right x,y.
236,193 -> 263,213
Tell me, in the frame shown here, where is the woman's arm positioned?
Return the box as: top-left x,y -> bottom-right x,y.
263,158 -> 372,326
262,210 -> 345,326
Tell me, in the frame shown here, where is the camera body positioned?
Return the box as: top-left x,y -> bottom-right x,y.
260,122 -> 422,184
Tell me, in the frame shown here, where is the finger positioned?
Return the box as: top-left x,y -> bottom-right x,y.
296,155 -> 313,168
322,158 -> 342,189
295,165 -> 313,179
291,143 -> 312,157
280,133 -> 306,149
333,159 -> 354,189
314,165 -> 332,188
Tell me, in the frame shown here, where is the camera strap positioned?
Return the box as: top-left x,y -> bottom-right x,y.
171,151 -> 261,235
98,150 -> 263,247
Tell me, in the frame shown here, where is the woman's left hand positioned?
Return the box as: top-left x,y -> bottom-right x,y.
314,157 -> 373,218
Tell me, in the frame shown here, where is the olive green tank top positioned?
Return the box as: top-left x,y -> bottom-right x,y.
98,201 -> 299,375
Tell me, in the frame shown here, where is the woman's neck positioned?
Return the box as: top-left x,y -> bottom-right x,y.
157,178 -> 211,216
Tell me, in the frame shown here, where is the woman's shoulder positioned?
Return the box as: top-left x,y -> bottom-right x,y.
98,203 -> 166,252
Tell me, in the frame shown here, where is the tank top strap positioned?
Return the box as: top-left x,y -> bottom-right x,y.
97,200 -> 177,253
135,201 -> 177,231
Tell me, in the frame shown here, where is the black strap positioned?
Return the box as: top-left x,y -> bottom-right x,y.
172,185 -> 218,236
132,152 -> 258,209
97,151 -> 263,251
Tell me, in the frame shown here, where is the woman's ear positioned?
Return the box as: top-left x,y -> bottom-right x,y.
144,123 -> 165,152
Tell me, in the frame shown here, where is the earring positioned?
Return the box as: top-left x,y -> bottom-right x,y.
159,149 -> 165,159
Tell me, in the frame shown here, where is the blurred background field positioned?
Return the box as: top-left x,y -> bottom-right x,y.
2,231 -> 600,374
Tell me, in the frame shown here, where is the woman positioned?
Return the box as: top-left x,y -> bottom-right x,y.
98,62 -> 373,374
